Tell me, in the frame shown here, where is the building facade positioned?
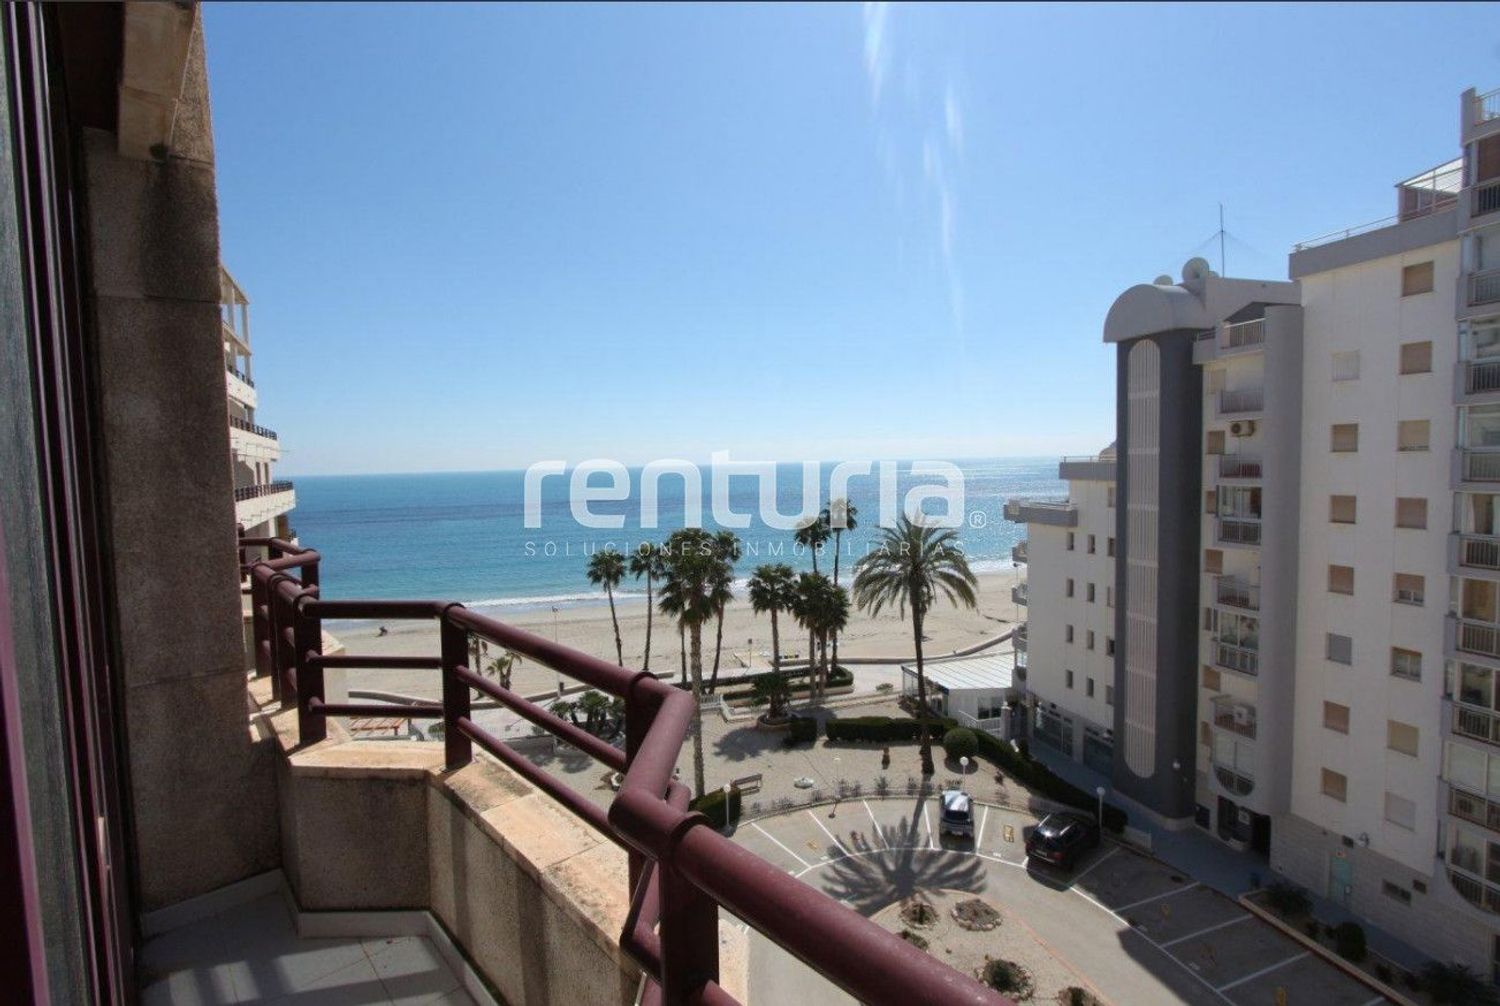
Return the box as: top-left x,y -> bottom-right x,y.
223,265 -> 296,537
1004,447 -> 1118,775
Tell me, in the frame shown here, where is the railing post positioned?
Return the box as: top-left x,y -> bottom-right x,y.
625,685 -> 650,895
657,836 -> 719,1005
295,590 -> 325,745
250,568 -> 272,686
440,610 -> 472,769
264,571 -> 283,703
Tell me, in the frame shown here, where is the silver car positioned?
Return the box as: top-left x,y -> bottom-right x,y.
939,789 -> 974,839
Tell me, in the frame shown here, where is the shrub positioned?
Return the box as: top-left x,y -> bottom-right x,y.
824,715 -> 948,743
896,928 -> 929,951
942,727 -> 979,760
1419,962 -> 1500,1005
1263,880 -> 1312,918
1332,921 -> 1366,963
787,716 -> 817,744
691,787 -> 742,829
980,959 -> 1034,1000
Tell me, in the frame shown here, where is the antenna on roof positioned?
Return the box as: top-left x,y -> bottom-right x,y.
1218,203 -> 1226,275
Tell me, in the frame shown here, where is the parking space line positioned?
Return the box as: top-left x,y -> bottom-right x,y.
922,803 -> 935,849
975,805 -> 990,848
861,800 -> 887,849
1158,913 -> 1250,948
1215,952 -> 1309,992
806,811 -> 850,857
750,821 -> 810,869
1068,845 -> 1119,884
1114,881 -> 1200,914
1069,887 -> 1234,1005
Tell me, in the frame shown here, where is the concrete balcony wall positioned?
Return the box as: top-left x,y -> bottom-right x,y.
259,689 -> 677,1006
235,487 -> 296,531
226,366 -> 257,408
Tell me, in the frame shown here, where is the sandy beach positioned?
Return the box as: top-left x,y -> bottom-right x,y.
326,567 -> 1026,702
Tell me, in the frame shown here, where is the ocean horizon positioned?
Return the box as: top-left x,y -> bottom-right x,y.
286,458 -> 1066,622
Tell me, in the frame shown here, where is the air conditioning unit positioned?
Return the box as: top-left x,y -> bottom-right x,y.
1232,705 -> 1253,727
1229,420 -> 1258,437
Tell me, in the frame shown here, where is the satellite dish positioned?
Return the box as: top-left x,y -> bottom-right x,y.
1182,257 -> 1213,282
1153,274 -> 1173,286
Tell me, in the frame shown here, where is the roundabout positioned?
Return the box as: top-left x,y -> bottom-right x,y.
729,797 -> 1395,1005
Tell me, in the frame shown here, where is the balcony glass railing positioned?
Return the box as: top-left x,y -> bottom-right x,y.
1460,533 -> 1500,571
1215,576 -> 1259,610
1455,703 -> 1500,747
1472,269 -> 1500,308
1214,640 -> 1259,675
1467,360 -> 1500,395
229,415 -> 279,441
1217,518 -> 1262,546
1219,388 -> 1264,414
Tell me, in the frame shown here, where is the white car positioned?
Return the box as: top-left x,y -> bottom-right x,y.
939,789 -> 974,839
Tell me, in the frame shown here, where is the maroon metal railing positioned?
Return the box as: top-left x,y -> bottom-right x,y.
239,537 -> 1008,1006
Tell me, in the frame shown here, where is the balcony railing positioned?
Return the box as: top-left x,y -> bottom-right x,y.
1002,496 -> 1078,528
1466,360 -> 1500,395
1450,783 -> 1500,834
1011,541 -> 1026,564
1459,620 -> 1500,660
239,536 -> 1006,1006
1448,869 -> 1500,915
1214,640 -> 1259,676
1219,388 -> 1264,414
234,480 -> 294,502
1219,318 -> 1265,351
1218,456 -> 1262,480
1012,583 -> 1028,607
229,415 -> 279,441
1217,518 -> 1262,546
1212,764 -> 1254,797
1211,700 -> 1257,740
1454,703 -> 1500,748
1013,622 -> 1027,652
226,362 -> 255,387
1472,269 -> 1500,308
1460,533 -> 1500,571
1464,450 -> 1500,482
1215,576 -> 1259,611
1477,87 -> 1500,124
1476,178 -> 1500,219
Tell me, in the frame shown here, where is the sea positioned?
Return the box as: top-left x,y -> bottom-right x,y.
289,458 -> 1065,622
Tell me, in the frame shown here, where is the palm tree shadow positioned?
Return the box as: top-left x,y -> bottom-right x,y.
815,797 -> 987,915
711,726 -> 784,763
521,739 -> 597,775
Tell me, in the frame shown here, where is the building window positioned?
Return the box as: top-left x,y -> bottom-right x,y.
1206,430 -> 1226,455
1327,564 -> 1354,595
1327,633 -> 1353,665
1087,534 -> 1096,554
1393,573 -> 1424,605
1106,586 -> 1113,608
1387,719 -> 1419,757
1086,678 -> 1095,698
1398,420 -> 1430,452
1332,350 -> 1360,381
1105,637 -> 1115,656
1105,685 -> 1114,706
1322,768 -> 1348,802
1067,532 -> 1075,551
1384,793 -> 1416,831
1065,625 -> 1074,644
1065,670 -> 1074,689
1204,490 -> 1217,516
1330,495 -> 1357,524
1066,578 -> 1075,598
1399,340 -> 1433,375
1204,549 -> 1223,574
1087,582 -> 1096,603
1381,881 -> 1413,905
1391,647 -> 1422,681
1086,630 -> 1095,651
1107,536 -> 1115,557
1401,261 -> 1435,296
1323,701 -> 1350,733
1331,423 -> 1359,452
1106,486 -> 1116,508
1395,497 -> 1427,529
1202,666 -> 1222,691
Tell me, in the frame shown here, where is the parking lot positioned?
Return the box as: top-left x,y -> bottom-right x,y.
731,796 -> 1393,1005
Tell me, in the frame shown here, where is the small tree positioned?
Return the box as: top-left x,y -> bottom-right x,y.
749,672 -> 791,719
942,727 -> 979,761
1420,962 -> 1500,1005
1262,880 -> 1311,918
1332,921 -> 1366,963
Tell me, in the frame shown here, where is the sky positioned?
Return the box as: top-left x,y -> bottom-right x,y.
204,3 -> 1500,475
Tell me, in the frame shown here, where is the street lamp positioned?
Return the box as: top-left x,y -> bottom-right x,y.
960,755 -> 971,784
1095,785 -> 1107,826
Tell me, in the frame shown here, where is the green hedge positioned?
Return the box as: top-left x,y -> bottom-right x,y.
823,713 -> 1128,833
1332,921 -> 1367,963
788,716 -> 818,743
942,727 -> 979,760
682,664 -> 847,695
722,667 -> 853,705
691,787 -> 743,829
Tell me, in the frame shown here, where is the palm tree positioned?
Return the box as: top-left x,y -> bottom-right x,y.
852,513 -> 977,775
791,572 -> 829,702
794,515 -> 831,575
707,530 -> 742,692
629,543 -> 667,673
483,650 -> 519,691
658,527 -> 724,797
823,498 -> 858,680
747,564 -> 797,677
798,573 -> 849,701
586,548 -> 628,666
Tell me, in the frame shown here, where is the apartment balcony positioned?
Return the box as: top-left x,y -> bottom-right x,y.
1471,268 -> 1500,309
234,480 -> 295,531
1217,455 -> 1262,481
1013,622 -> 1027,653
1212,764 -> 1254,797
1211,696 -> 1256,740
1215,517 -> 1262,548
226,361 -> 257,408
1474,178 -> 1500,221
1012,582 -> 1028,607
1450,783 -> 1500,836
1458,358 -> 1500,404
229,414 -> 281,462
1214,575 -> 1259,611
1453,702 -> 1500,749
1474,86 -> 1500,128
1451,533 -> 1500,581
1456,448 -> 1500,487
1454,619 -> 1500,668
1213,640 -> 1258,676
1217,388 -> 1264,416
1010,540 -> 1027,564
1057,455 -> 1115,481
1447,868 -> 1500,916
1002,496 -> 1079,528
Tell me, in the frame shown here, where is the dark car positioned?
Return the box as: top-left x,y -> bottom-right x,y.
1024,812 -> 1100,870
939,789 -> 974,839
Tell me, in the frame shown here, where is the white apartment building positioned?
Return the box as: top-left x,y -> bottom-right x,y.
222,265 -> 296,537
1003,447 -> 1117,775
